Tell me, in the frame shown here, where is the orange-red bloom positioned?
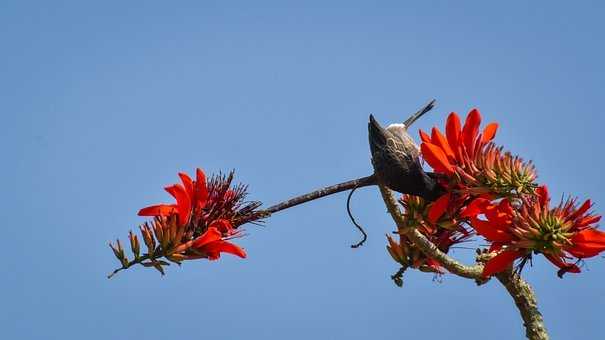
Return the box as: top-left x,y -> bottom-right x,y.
189,227 -> 246,260
419,109 -> 536,198
387,194 -> 472,277
109,168 -> 263,277
421,109 -> 497,173
472,185 -> 604,277
393,107 -> 604,280
136,169 -> 261,261
138,168 -> 208,226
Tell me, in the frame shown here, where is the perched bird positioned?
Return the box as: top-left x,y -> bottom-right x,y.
368,100 -> 443,201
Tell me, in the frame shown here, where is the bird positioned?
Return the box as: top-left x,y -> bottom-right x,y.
368,100 -> 443,201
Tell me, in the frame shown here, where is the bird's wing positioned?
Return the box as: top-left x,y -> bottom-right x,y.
368,115 -> 417,172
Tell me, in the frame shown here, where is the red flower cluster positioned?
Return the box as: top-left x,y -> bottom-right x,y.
109,168 -> 263,276
138,169 -> 247,260
471,186 -> 605,277
387,194 -> 472,277
420,109 -> 536,199
416,109 -> 604,278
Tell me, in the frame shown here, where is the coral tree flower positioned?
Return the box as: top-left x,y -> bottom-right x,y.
474,186 -> 604,277
189,226 -> 247,260
420,109 -> 497,176
386,194 -> 472,277
109,168 -> 264,277
137,168 -> 257,261
420,109 -> 536,198
416,108 -> 603,279
138,168 -> 208,226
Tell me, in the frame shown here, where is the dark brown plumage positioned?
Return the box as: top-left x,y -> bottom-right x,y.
368,102 -> 442,201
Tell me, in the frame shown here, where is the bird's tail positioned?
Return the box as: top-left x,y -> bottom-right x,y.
403,99 -> 436,127
368,114 -> 387,153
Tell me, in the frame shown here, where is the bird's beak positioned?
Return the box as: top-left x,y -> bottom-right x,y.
403,99 -> 436,128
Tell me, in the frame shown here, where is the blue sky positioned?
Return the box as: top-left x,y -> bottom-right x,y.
2,1 -> 604,339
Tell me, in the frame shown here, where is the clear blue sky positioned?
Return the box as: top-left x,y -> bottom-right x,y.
2,1 -> 604,339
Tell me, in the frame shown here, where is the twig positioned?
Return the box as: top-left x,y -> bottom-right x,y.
107,253 -> 152,279
262,175 -> 376,215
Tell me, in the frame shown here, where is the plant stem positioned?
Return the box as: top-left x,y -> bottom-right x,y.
496,270 -> 549,340
262,175 -> 376,215
107,253 -> 164,279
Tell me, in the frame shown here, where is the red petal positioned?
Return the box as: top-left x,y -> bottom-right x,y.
178,172 -> 194,201
192,227 -> 222,248
431,127 -> 455,161
428,194 -> 450,223
208,219 -> 234,234
445,112 -> 462,153
195,168 -> 208,209
419,130 -> 431,144
573,228 -> 605,243
460,198 -> 491,218
567,199 -> 592,222
576,200 -> 592,216
471,218 -> 513,243
575,215 -> 602,229
138,204 -> 177,216
462,108 -> 481,154
569,229 -> 605,258
421,142 -> 454,174
544,254 -> 581,277
165,184 -> 191,226
203,240 -> 247,259
489,243 -> 504,253
482,250 -> 523,277
206,251 -> 221,260
536,185 -> 550,208
481,122 -> 499,143
567,247 -> 604,258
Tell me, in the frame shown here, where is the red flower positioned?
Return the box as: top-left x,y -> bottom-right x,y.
420,109 -> 497,173
471,185 -> 604,277
419,109 -> 536,198
109,168 -> 263,277
138,168 -> 208,226
387,194 -> 472,277
427,193 -> 451,223
189,227 -> 246,260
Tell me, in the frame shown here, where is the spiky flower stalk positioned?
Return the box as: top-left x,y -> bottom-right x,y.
108,169 -> 263,278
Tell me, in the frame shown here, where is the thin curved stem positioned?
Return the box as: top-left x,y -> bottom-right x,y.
347,184 -> 367,248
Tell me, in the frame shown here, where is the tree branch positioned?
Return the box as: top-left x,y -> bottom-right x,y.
262,175 -> 376,215
496,270 -> 549,340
